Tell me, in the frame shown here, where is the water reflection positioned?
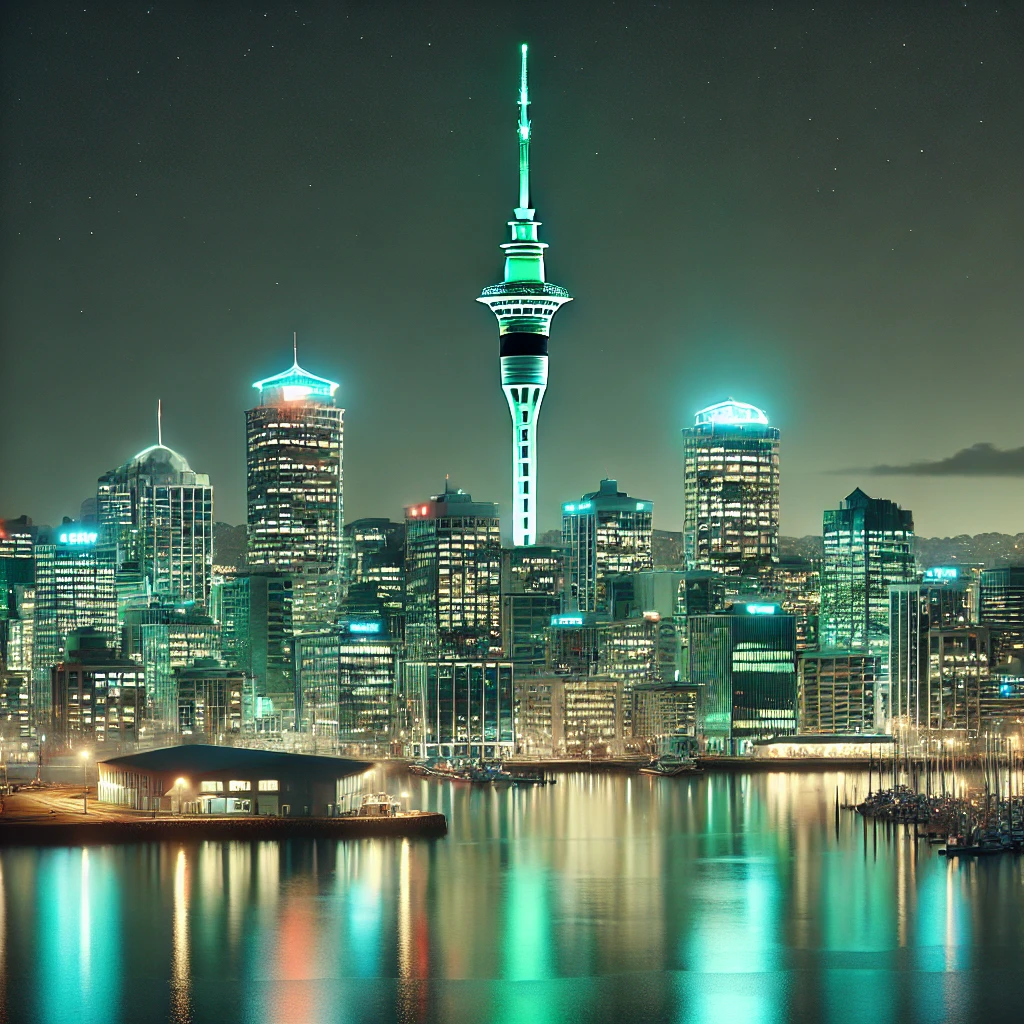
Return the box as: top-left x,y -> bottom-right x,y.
2,772 -> 1024,1023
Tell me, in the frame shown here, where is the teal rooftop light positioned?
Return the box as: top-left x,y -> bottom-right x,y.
694,400 -> 769,427
252,335 -> 339,401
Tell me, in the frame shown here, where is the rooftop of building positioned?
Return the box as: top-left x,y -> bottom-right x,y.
252,342 -> 339,402
693,399 -> 769,427
99,743 -> 371,778
563,478 -> 653,515
406,481 -> 499,521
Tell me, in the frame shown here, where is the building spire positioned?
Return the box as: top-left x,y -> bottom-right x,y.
293,331 -> 299,366
517,43 -> 532,217
157,399 -> 163,447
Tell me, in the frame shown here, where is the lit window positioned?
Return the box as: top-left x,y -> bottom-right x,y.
228,780 -> 251,792
200,781 -> 224,793
258,779 -> 279,792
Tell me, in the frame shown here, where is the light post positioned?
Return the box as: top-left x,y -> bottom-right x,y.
175,777 -> 187,815
80,749 -> 90,814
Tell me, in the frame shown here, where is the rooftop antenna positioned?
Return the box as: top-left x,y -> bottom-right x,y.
157,399 -> 163,447
293,331 -> 299,366
517,43 -> 532,217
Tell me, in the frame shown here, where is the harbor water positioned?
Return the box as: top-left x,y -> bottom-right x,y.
3,768 -> 1024,1023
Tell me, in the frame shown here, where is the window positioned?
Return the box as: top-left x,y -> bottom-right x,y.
258,779 -> 279,792
199,781 -> 224,794
228,780 -> 251,792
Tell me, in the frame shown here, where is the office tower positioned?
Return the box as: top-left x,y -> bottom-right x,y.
50,627 -> 145,748
607,569 -> 688,684
820,489 -> 914,685
923,629 -> 987,736
295,616 -> 397,755
681,400 -> 780,581
563,480 -> 653,613
32,524 -> 117,724
246,342 -> 344,630
141,606 -> 221,733
477,45 -> 572,546
5,586 -> 34,676
97,430 -> 214,606
798,650 -> 880,735
210,570 -> 294,711
514,675 -> 562,755
632,682 -> 699,754
502,545 -> 564,671
174,659 -> 244,739
889,580 -> 975,730
0,516 -> 37,660
0,661 -> 30,738
690,602 -> 797,753
345,518 -> 406,640
404,485 -> 502,660
774,554 -> 821,651
404,660 -> 514,760
979,566 -> 1024,664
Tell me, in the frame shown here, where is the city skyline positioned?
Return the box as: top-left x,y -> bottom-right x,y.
3,3 -> 1023,538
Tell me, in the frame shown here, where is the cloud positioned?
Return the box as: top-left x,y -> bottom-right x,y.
868,443 -> 1024,477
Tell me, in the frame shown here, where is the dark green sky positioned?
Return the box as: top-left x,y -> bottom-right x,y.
2,1 -> 1022,537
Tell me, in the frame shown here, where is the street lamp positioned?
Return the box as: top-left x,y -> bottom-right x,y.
175,777 -> 187,815
79,749 -> 90,814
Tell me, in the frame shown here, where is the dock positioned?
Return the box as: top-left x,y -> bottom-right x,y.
0,787 -> 447,846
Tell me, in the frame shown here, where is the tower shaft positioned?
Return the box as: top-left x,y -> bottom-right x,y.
478,44 -> 571,547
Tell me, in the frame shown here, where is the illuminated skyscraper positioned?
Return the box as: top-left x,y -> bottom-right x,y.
478,44 -> 571,546
403,485 -> 502,660
246,341 -> 344,630
820,489 -> 915,687
682,400 -> 780,580
97,424 -> 214,606
562,480 -> 653,613
979,566 -> 1024,664
32,524 -> 117,724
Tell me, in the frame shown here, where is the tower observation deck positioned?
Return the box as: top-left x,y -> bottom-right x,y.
477,44 -> 572,547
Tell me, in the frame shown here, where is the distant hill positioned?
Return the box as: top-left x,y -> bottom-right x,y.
213,522 -> 247,571
781,533 -> 1024,569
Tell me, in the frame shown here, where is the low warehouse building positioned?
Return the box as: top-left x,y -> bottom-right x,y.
97,744 -> 372,815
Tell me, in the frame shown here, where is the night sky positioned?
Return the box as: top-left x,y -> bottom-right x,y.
2,2 -> 1023,538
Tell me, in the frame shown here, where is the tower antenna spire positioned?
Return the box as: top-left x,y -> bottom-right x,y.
293,331 -> 298,366
157,399 -> 163,447
517,43 -> 531,216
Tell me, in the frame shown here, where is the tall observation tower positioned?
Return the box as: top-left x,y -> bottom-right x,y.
478,44 -> 572,547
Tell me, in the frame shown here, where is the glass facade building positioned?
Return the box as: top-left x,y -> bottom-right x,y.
979,566 -> 1024,665
32,525 -> 117,725
820,488 -> 915,705
562,479 -> 653,614
246,354 -> 344,630
295,617 -> 397,755
404,660 -> 514,760
682,400 -> 780,581
404,486 -> 502,661
502,545 -> 564,672
889,580 -> 972,731
174,660 -> 244,739
345,518 -> 406,641
797,649 -> 880,735
690,603 -> 797,754
97,443 -> 213,606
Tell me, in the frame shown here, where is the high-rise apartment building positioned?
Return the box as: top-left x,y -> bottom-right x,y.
682,400 -> 780,580
562,480 -> 653,613
820,489 -> 915,681
404,486 -> 502,660
979,566 -> 1024,665
477,45 -> 572,546
690,602 -> 797,753
97,437 -> 213,606
246,345 -> 344,630
32,524 -> 117,724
